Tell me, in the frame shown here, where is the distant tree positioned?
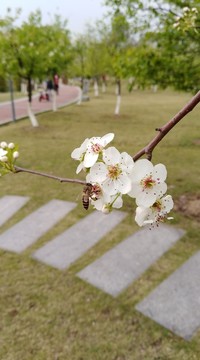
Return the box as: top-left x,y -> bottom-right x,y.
97,12 -> 131,114
0,9 -> 72,126
69,35 -> 88,89
105,0 -> 200,93
69,26 -> 111,98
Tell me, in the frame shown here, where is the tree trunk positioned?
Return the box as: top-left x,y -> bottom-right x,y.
102,75 -> 106,93
94,78 -> 99,97
27,76 -> 39,127
102,82 -> 106,93
27,77 -> 32,103
114,79 -> 121,116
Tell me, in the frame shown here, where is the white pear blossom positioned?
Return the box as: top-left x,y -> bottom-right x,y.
0,148 -> 8,161
71,138 -> 90,174
135,194 -> 174,227
101,194 -> 123,213
88,185 -> 123,214
83,133 -> 114,168
128,159 -> 167,207
87,147 -> 134,196
85,180 -> 123,212
87,182 -> 108,211
71,133 -> 114,174
94,191 -> 123,212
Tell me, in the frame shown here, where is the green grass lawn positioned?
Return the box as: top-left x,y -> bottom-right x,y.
0,87 -> 200,359
0,92 -> 28,102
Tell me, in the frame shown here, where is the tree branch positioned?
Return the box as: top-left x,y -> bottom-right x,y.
133,90 -> 200,161
14,166 -> 86,185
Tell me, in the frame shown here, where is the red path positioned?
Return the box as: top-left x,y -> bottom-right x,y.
0,85 -> 81,125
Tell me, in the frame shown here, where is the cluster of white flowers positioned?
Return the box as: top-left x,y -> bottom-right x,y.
0,141 -> 19,176
173,7 -> 198,31
71,133 -> 174,227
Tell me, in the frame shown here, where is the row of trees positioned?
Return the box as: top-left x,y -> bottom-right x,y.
0,2 -> 199,115
105,0 -> 200,93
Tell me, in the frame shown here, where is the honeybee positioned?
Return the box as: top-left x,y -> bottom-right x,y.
82,183 -> 93,210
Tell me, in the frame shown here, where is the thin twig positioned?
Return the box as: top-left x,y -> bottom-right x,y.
133,90 -> 200,161
14,166 -> 86,185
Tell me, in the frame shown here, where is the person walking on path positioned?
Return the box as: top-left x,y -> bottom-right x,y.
46,78 -> 54,101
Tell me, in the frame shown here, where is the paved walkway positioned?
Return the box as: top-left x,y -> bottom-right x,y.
0,85 -> 81,125
3,195 -> 198,340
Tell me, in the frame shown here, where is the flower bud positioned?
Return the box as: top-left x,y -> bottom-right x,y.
13,151 -> 19,159
192,7 -> 198,13
102,205 -> 110,214
1,156 -> 8,162
8,142 -> 15,149
1,141 -> 7,149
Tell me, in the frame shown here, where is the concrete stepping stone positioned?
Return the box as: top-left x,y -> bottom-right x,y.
32,210 -> 127,270
77,224 -> 185,297
136,250 -> 200,340
0,200 -> 76,253
0,195 -> 29,227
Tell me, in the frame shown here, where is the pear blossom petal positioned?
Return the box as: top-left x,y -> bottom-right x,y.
0,148 -> 7,156
162,194 -> 174,212
100,133 -> 114,146
71,138 -> 89,160
135,182 -> 167,207
76,162 -> 84,174
84,152 -> 99,167
155,183 -> 168,197
130,159 -> 154,181
120,152 -> 134,174
88,136 -> 100,145
103,147 -> 121,165
86,162 -> 107,183
102,178 -> 119,195
112,195 -> 123,208
102,174 -> 131,196
71,148 -> 81,159
153,163 -> 167,182
135,190 -> 157,207
135,207 -> 150,227
128,183 -> 141,198
91,198 -> 104,211
116,173 -> 132,194
0,148 -> 8,160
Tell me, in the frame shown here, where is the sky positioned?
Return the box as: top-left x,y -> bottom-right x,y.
0,0 -> 110,35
